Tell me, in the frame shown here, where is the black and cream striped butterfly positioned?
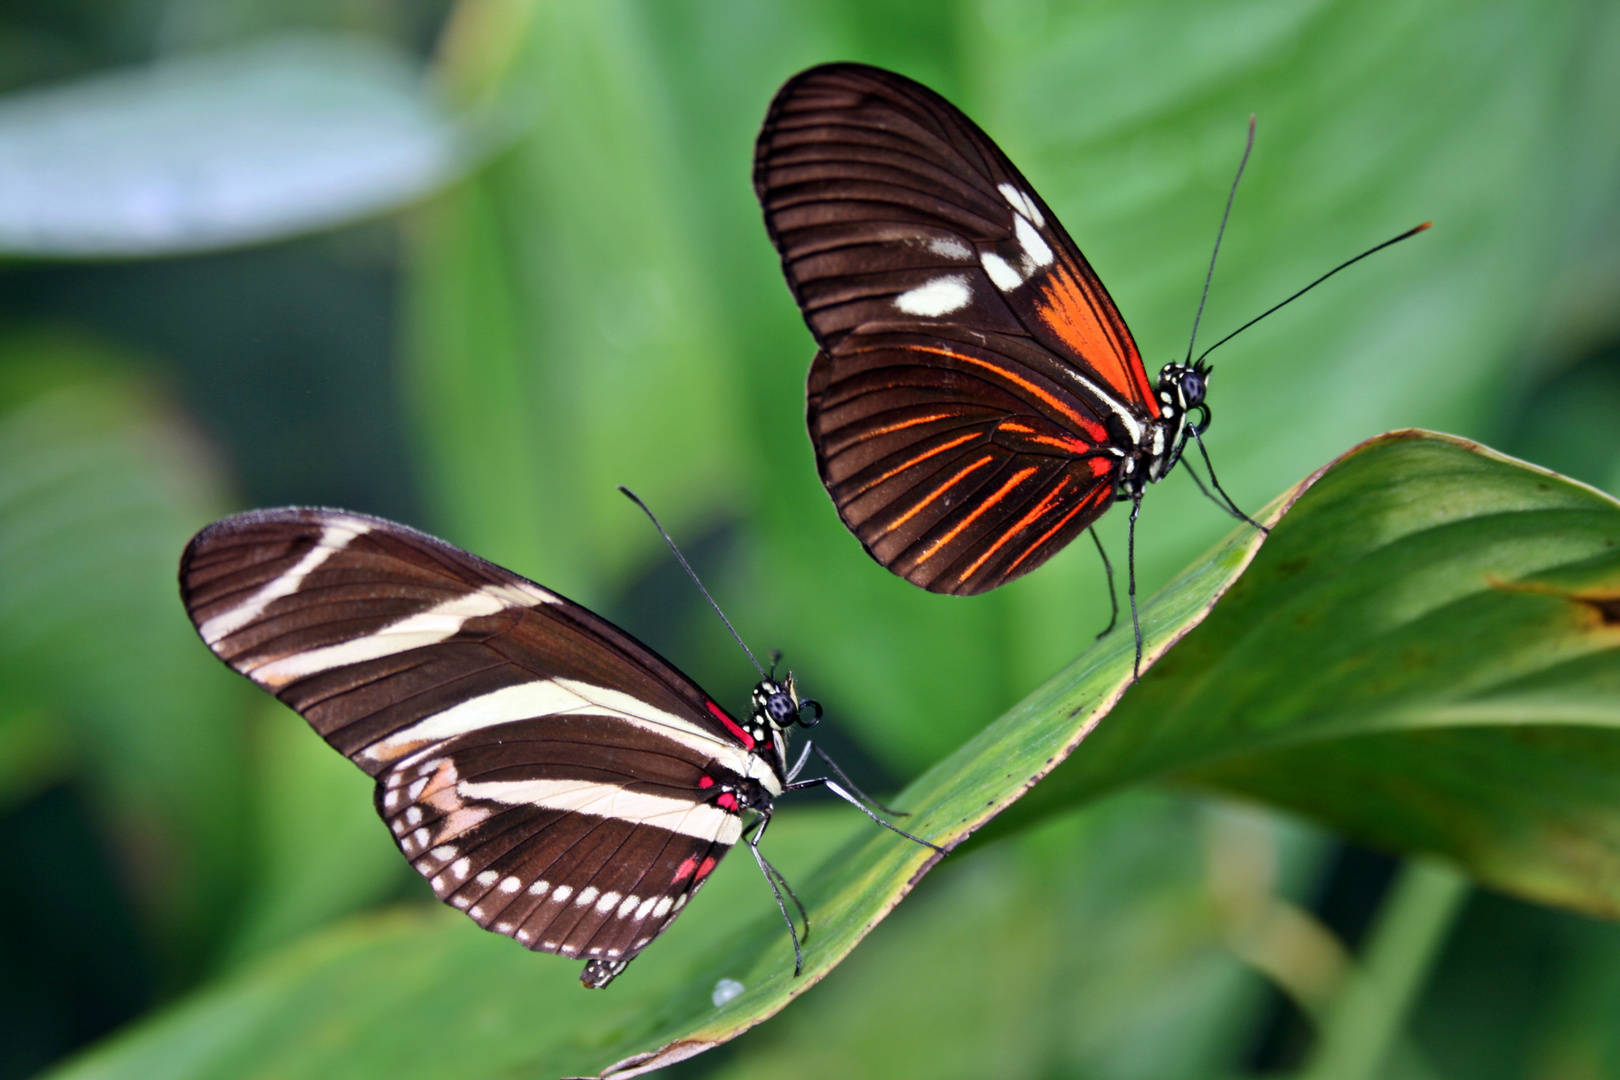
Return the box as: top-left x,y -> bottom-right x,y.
180,507 -> 929,988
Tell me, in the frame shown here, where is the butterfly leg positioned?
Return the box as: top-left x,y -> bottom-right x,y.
1190,425 -> 1268,533
744,814 -> 810,938
1089,526 -> 1119,639
744,810 -> 810,973
785,776 -> 946,855
1127,490 -> 1144,680
803,742 -> 908,818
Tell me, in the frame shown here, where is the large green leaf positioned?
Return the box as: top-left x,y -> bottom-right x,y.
986,431 -> 1620,920
48,430 -> 1619,1079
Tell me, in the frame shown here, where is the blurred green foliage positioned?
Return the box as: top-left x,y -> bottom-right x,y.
2,0 -> 1619,1077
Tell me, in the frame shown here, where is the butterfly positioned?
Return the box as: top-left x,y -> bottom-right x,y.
180,505 -> 936,988
754,63 -> 1427,671
753,62 -> 1209,602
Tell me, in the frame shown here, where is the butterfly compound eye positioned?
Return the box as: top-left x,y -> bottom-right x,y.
1179,370 -> 1207,406
765,692 -> 796,723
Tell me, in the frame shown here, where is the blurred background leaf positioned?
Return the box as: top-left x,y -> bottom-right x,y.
0,35 -> 472,258
2,0 -> 1619,1077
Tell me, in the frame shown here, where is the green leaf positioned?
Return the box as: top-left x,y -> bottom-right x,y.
989,431 -> 1620,920
36,419 -> 1297,1080
0,35 -> 466,258
703,792 -> 1314,1080
39,431 -> 1620,1077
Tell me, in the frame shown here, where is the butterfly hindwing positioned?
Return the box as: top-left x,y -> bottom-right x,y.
180,508 -> 768,982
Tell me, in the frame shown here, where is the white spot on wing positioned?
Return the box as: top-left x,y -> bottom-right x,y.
469,905 -> 484,919
652,896 -> 673,918
404,806 -> 423,826
980,251 -> 1023,291
529,879 -> 550,897
452,895 -> 470,909
495,921 -> 512,933
430,845 -> 456,861
411,827 -> 430,847
551,885 -> 573,903
998,183 -> 1045,227
635,896 -> 657,920
198,518 -> 371,644
576,886 -> 599,907
451,858 -> 470,879
499,876 -> 520,893
596,891 -> 621,914
1013,214 -> 1053,267
894,275 -> 971,317
516,929 -> 532,943
926,236 -> 973,260
476,870 -> 498,886
383,790 -> 400,809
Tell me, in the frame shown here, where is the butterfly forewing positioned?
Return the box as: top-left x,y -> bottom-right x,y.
757,63 -> 1162,592
180,508 -> 768,983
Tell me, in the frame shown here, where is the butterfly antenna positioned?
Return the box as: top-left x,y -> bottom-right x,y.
618,486 -> 765,677
1195,222 -> 1432,367
1185,115 -> 1256,364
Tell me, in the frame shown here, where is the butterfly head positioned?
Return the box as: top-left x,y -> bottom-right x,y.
751,671 -> 822,733
1157,360 -> 1210,423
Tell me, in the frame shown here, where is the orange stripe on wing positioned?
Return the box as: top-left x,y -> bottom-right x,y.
955,475 -> 1073,583
1001,479 -> 1113,578
857,412 -> 957,438
992,419 -> 1091,455
904,344 -> 1109,444
887,454 -> 996,534
1033,258 -> 1158,416
851,431 -> 982,495
913,466 -> 1040,566
1026,433 -> 1090,453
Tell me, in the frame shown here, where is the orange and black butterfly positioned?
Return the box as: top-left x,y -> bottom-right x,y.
753,62 -> 1209,637
755,63 -> 1424,669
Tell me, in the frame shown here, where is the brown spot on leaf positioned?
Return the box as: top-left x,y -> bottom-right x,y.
1579,595 -> 1620,626
1486,575 -> 1620,629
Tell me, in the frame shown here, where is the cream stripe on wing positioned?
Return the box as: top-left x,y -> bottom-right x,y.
456,777 -> 743,843
248,583 -> 555,688
365,677 -> 776,789
199,517 -> 372,645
